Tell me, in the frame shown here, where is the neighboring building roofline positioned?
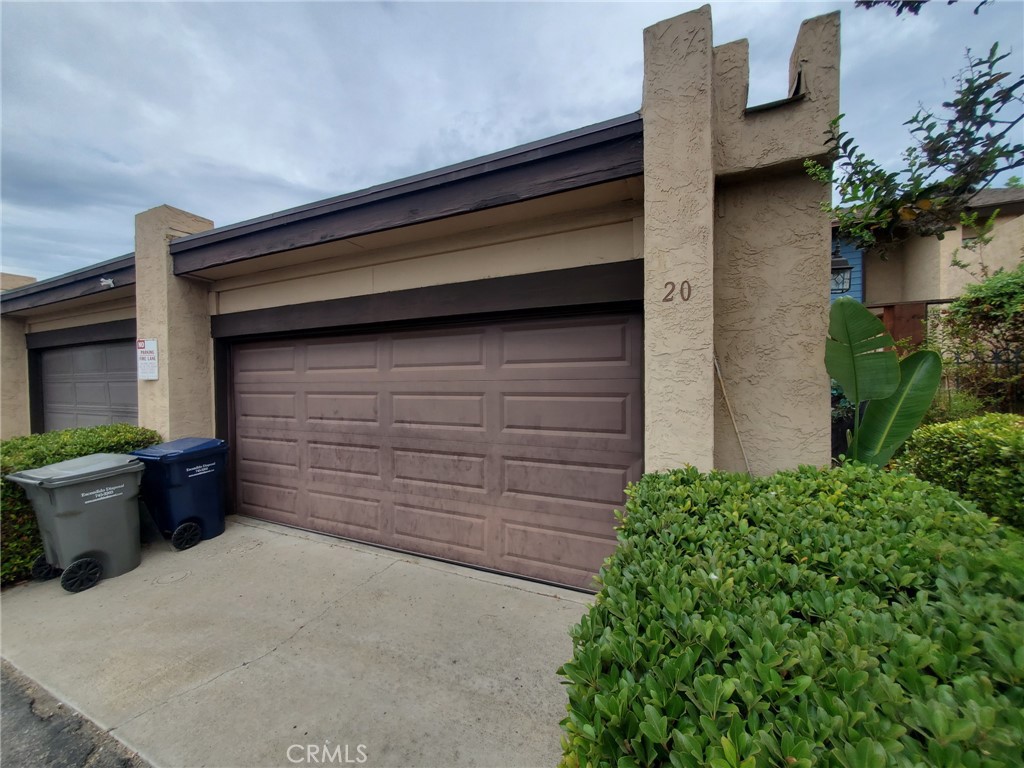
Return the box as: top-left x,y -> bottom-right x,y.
829,187 -> 1024,233
0,254 -> 135,315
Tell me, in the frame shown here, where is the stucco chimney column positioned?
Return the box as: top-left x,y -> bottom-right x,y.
641,6 -> 716,472
135,205 -> 214,440
1,316 -> 30,439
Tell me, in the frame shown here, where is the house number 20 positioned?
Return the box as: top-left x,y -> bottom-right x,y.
662,281 -> 692,302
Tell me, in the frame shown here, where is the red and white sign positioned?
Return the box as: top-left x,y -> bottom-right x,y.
137,338 -> 159,380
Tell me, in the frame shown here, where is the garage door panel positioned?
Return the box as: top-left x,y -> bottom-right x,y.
45,413 -> 78,432
40,341 -> 137,431
232,312 -> 641,589
43,382 -> 76,407
308,489 -> 383,535
238,478 -> 300,521
76,413 -> 114,428
44,348 -> 75,375
235,391 -> 299,424
501,456 -> 631,508
234,345 -> 297,376
392,446 -> 488,494
105,344 -> 137,372
391,330 -> 485,370
391,392 -> 486,432
108,381 -> 140,407
501,520 -> 617,577
73,346 -> 108,374
306,392 -> 380,426
498,319 -> 634,368
237,435 -> 300,471
392,501 -> 488,555
74,382 -> 111,407
305,339 -> 378,372
307,439 -> 383,482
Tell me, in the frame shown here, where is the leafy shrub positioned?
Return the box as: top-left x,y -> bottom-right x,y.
900,413 -> 1024,529
921,387 -> 990,425
933,263 -> 1024,413
559,464 -> 1024,768
1,424 -> 161,586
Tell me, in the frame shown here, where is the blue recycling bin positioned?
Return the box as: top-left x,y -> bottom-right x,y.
132,438 -> 229,551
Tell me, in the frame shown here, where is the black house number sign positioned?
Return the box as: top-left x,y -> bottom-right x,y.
662,281 -> 692,302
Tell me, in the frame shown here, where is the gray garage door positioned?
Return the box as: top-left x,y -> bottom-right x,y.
231,313 -> 643,589
40,342 -> 138,432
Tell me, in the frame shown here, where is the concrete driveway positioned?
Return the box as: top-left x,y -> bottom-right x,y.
0,518 -> 591,768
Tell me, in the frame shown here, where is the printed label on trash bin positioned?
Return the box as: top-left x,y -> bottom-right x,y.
81,484 -> 126,504
186,462 -> 217,479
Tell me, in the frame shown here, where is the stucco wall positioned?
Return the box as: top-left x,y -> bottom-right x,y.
641,7 -> 716,473
135,206 -> 215,440
211,204 -> 641,315
642,6 -> 836,474
1,317 -> 30,439
944,213 -> 1024,297
864,211 -> 1023,305
900,234 -> 943,302
713,176 -> 831,474
0,273 -> 36,291
25,297 -> 137,334
864,251 -> 903,305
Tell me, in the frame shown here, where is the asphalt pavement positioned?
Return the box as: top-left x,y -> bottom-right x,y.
1,660 -> 149,768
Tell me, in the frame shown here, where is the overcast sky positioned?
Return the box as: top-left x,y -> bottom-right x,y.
2,0 -> 1022,281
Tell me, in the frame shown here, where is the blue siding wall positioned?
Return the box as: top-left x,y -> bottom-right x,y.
830,238 -> 865,303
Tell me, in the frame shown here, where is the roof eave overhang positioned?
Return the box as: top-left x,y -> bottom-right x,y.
0,256 -> 135,316
170,113 -> 644,276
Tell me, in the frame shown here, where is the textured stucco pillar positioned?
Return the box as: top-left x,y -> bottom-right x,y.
641,7 -> 837,475
710,12 -> 838,474
712,176 -> 832,474
642,5 -> 716,472
1,316 -> 30,439
135,205 -> 214,440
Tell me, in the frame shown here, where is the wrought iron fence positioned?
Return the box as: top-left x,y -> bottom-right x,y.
945,347 -> 1023,410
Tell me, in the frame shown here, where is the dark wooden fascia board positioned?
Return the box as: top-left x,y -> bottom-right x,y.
172,122 -> 643,275
212,260 -> 643,340
969,199 -> 1024,219
26,319 -> 138,350
0,258 -> 135,315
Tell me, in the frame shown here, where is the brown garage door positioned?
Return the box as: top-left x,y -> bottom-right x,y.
231,313 -> 642,589
40,342 -> 138,432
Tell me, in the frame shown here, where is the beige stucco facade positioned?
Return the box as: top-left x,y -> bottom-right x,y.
642,6 -> 837,473
1,273 -> 37,292
1,316 -> 30,439
210,196 -> 642,315
865,210 -> 1024,305
135,206 -> 215,441
1,6 -> 837,478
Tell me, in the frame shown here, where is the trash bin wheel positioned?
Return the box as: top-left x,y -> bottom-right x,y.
171,521 -> 202,551
60,558 -> 103,593
31,554 -> 59,581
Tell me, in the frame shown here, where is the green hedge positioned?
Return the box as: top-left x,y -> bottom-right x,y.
1,424 -> 161,586
558,464 -> 1024,768
899,413 -> 1024,529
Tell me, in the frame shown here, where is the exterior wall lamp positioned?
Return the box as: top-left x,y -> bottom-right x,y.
830,239 -> 852,294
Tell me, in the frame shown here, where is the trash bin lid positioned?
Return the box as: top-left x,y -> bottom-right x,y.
6,453 -> 143,488
131,437 -> 227,462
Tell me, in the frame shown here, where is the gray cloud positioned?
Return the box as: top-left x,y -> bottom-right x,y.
2,1 -> 1021,279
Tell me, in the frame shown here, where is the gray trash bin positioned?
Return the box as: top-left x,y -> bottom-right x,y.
6,453 -> 145,593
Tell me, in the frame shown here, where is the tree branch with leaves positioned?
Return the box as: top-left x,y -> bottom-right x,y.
806,43 -> 1023,258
